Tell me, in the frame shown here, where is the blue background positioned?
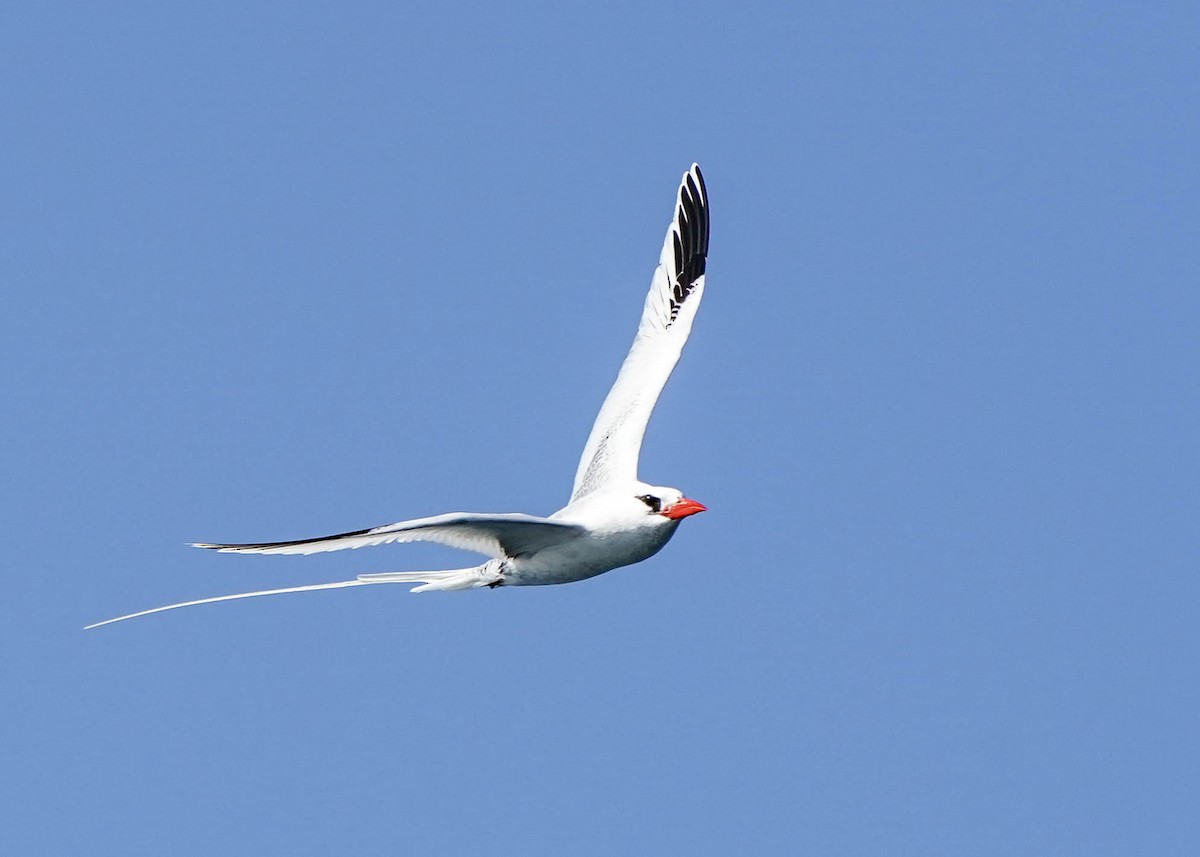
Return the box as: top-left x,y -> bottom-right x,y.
4,2 -> 1197,853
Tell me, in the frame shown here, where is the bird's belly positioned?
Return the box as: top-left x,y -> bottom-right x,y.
505,526 -> 676,586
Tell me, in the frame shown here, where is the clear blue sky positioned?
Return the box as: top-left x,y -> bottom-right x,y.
3,2 -> 1197,854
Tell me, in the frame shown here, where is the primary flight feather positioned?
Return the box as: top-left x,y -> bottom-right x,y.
87,164 -> 710,629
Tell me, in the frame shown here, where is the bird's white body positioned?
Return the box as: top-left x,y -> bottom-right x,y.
531,489 -> 685,585
88,164 -> 710,628
399,499 -> 684,592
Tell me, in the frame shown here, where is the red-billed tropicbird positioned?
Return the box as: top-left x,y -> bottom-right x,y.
86,164 -> 709,628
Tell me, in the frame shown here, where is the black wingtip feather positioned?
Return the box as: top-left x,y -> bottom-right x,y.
665,164 -> 709,325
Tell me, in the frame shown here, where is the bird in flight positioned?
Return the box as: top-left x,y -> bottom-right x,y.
87,164 -> 710,629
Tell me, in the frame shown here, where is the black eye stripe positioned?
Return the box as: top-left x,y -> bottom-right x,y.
636,494 -> 662,513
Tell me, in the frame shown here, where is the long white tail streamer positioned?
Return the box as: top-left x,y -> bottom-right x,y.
83,568 -> 488,629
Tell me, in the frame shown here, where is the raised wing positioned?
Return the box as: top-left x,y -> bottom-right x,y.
570,163 -> 709,502
193,512 -> 585,559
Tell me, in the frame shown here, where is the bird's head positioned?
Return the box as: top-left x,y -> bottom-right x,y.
634,486 -> 707,522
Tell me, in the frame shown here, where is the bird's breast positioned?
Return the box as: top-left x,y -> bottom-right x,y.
505,523 -> 679,586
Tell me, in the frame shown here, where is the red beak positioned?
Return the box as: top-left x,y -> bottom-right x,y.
660,498 -> 707,520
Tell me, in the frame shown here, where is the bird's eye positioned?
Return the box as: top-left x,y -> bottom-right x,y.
636,494 -> 662,513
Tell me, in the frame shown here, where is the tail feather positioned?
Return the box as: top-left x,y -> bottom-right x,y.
357,567 -> 498,592
84,565 -> 498,629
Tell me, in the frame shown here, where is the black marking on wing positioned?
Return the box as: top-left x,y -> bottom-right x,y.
667,165 -> 709,326
195,526 -> 376,551
196,514 -> 587,559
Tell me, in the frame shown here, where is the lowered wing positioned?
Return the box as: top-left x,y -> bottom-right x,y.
193,512 -> 585,560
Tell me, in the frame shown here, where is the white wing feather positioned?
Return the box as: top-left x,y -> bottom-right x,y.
571,164 -> 709,501
192,512 -> 584,559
